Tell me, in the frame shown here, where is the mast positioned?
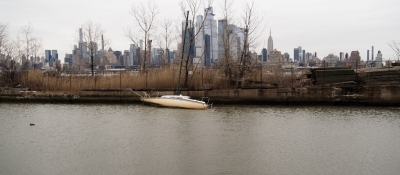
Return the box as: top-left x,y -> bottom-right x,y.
177,11 -> 189,95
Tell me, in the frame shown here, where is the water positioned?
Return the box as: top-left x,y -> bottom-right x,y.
1,104 -> 400,175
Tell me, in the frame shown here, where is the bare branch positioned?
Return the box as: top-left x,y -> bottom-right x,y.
0,22 -> 8,56
179,0 -> 213,88
78,20 -> 106,76
20,22 -> 35,62
127,0 -> 158,71
388,40 -> 400,61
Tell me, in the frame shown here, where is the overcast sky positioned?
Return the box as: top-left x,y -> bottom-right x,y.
1,0 -> 399,62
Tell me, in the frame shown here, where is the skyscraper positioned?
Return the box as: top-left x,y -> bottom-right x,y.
367,50 -> 370,61
182,20 -> 195,64
203,7 -> 218,63
128,44 -> 137,66
372,46 -> 374,61
51,50 -> 58,68
217,19 -> 226,61
298,46 -> 302,62
262,48 -> 267,62
267,29 -> 273,54
217,19 -> 244,62
284,52 -> 290,62
339,52 -> 344,61
294,48 -> 299,62
114,51 -> 122,65
45,50 -> 51,65
51,50 -> 58,60
348,51 -> 361,69
376,50 -> 383,67
204,34 -> 211,66
64,54 -> 73,66
196,15 -> 205,65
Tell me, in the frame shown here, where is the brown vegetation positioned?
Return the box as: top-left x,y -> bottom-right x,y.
1,67 -> 303,91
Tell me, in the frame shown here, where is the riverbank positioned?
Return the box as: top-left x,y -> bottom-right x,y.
1,85 -> 399,106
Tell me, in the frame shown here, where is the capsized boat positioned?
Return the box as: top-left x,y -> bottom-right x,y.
140,94 -> 210,110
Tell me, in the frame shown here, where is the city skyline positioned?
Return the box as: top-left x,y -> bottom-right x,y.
1,0 -> 399,63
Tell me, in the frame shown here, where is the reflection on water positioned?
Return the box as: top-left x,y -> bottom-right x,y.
1,104 -> 400,174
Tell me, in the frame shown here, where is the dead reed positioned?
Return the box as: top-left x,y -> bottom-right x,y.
14,68 -> 301,91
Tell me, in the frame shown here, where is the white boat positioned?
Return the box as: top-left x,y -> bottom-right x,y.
138,11 -> 210,110
140,94 -> 209,110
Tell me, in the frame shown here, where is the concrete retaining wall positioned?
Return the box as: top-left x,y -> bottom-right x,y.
1,86 -> 400,106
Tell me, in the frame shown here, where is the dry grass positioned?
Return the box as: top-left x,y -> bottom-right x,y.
13,68 -> 302,91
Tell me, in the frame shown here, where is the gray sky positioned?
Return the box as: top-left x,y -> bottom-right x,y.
1,0 -> 399,62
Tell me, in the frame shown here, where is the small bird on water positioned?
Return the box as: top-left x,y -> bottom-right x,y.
30,123 -> 35,126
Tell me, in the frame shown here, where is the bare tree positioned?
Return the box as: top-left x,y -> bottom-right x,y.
31,38 -> 43,70
126,0 -> 158,71
389,40 -> 400,62
0,22 -> 8,57
20,22 -> 35,69
1,36 -> 23,87
79,20 -> 105,76
156,18 -> 175,66
218,0 -> 236,87
179,0 -> 213,88
235,1 -> 265,88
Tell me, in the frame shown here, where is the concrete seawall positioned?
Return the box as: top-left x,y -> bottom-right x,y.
1,86 -> 400,106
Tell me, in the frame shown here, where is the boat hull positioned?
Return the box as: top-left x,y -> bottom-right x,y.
141,97 -> 208,110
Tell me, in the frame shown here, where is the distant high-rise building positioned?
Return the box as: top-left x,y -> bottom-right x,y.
268,29 -> 273,54
51,50 -> 58,68
229,24 -> 244,59
101,35 -> 104,51
123,50 -> 130,66
372,46 -> 374,61
296,46 -> 302,62
347,51 -> 361,69
196,15 -> 206,65
169,50 -> 176,64
78,28 -> 88,61
79,28 -> 83,42
315,52 -> 317,58
306,52 -> 311,63
339,52 -> 344,61
64,54 -> 73,66
367,50 -> 370,61
324,54 -> 339,67
345,53 -> 349,60
284,52 -> 290,62
147,40 -> 152,65
303,49 -> 306,63
203,7 -> 218,62
262,48 -> 267,62
294,48 -> 299,62
51,50 -> 58,60
182,20 -> 196,64
204,34 -> 211,66
140,40 -> 144,50
217,19 -> 244,63
217,19 -> 226,62
128,44 -> 137,66
114,51 -> 122,65
376,50 -> 383,67
45,50 -> 51,63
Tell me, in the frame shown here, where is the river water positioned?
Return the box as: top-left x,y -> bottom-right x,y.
0,103 -> 399,175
